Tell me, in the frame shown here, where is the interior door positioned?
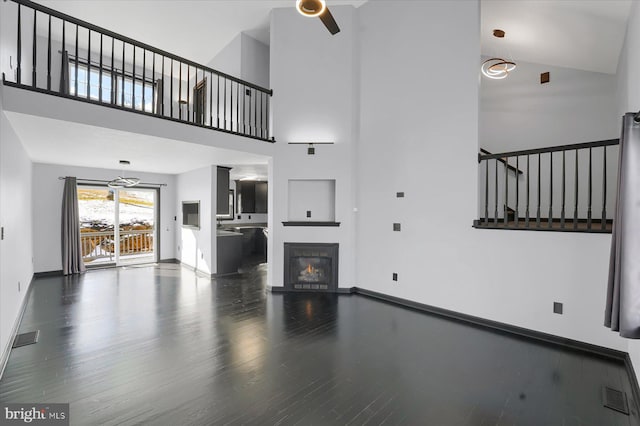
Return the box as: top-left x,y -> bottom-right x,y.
193,78 -> 207,125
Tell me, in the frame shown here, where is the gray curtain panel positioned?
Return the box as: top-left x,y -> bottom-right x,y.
605,113 -> 640,338
61,177 -> 86,275
60,50 -> 70,95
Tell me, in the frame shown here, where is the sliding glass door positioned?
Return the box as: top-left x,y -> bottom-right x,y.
77,186 -> 157,267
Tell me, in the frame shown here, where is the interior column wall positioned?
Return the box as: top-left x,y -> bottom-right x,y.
0,86 -> 34,367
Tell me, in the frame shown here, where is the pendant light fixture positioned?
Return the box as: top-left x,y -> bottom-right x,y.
108,160 -> 141,189
481,29 -> 516,80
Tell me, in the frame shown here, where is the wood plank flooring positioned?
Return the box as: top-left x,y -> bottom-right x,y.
1,263 -> 638,425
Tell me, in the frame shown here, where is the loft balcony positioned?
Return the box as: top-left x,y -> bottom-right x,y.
1,0 -> 273,143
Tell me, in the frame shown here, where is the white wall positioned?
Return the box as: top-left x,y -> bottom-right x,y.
207,34 -> 242,78
616,0 -> 640,386
241,33 -> 270,90
355,0 -> 628,352
31,163 -> 176,273
176,165 -> 216,275
0,86 -> 34,365
269,6 -> 358,289
481,59 -> 618,152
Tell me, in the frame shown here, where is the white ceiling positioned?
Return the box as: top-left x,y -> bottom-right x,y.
5,111 -> 269,175
37,0 -> 368,66
481,0 -> 633,74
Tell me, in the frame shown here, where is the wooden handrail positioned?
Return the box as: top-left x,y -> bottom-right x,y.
479,148 -> 523,174
479,139 -> 619,161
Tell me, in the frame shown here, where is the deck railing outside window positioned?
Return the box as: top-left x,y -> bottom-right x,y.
1,0 -> 273,142
474,139 -> 619,233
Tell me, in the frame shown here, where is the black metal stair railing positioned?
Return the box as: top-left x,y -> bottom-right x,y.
1,0 -> 274,142
474,139 -> 620,233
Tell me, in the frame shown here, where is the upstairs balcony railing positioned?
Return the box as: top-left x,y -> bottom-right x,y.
1,0 -> 273,142
474,138 -> 620,233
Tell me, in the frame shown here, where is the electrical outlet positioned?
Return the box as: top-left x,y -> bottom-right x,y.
1,226 -> 4,240
393,223 -> 401,232
245,88 -> 251,96
306,210 -> 312,218
248,215 -> 251,219
237,215 -> 241,219
392,273 -> 398,281
18,281 -> 20,292
553,302 -> 563,315
396,192 -> 405,198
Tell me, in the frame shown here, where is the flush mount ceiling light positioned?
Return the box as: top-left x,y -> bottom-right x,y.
481,29 -> 517,80
108,160 -> 141,189
295,0 -> 340,35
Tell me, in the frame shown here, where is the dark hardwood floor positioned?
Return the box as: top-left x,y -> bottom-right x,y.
1,263 -> 638,425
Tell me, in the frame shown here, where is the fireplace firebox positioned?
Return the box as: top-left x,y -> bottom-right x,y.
284,243 -> 339,292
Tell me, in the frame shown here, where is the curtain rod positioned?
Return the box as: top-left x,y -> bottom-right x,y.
58,176 -> 167,187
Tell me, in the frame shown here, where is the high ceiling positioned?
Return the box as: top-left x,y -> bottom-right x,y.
13,0 -> 635,176
36,0 -> 368,66
481,0 -> 633,74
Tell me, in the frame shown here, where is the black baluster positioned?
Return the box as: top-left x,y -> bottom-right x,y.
525,155 -> 530,227
32,9 -> 36,87
47,15 -> 51,90
110,38 -> 115,104
504,156 -> 508,225
484,159 -> 489,225
574,149 -> 579,230
132,46 -> 136,109
179,62 -> 182,119
17,4 -> 22,84
121,41 -> 125,106
99,34 -> 103,102
266,91 -> 270,139
74,24 -> 78,96
494,159 -> 498,225
515,156 -> 519,226
548,152 -> 553,228
224,77 -> 227,129
216,75 -> 220,128
160,55 -> 164,115
87,29 -> 90,99
253,87 -> 257,136
209,71 -> 213,126
561,150 -> 566,229
536,153 -> 541,228
142,49 -> 146,112
231,80 -> 234,131
243,84 -> 246,135
602,146 -> 607,230
61,20 -> 66,91
151,52 -> 155,114
587,147 -> 592,230
170,59 -> 174,118
187,64 -> 190,121
236,82 -> 240,133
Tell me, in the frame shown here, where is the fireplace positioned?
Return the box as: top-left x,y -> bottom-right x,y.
284,243 -> 339,292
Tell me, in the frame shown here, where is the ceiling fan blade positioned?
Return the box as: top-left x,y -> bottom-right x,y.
319,7 -> 340,35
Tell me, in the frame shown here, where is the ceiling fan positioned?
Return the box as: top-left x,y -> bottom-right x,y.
296,0 -> 340,35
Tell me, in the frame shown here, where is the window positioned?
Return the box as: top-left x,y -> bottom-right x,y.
69,61 -> 155,113
69,63 -> 112,102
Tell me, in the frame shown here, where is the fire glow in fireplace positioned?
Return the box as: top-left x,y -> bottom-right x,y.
284,243 -> 339,292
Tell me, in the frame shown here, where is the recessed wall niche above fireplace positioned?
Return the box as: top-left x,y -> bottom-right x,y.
284,243 -> 339,292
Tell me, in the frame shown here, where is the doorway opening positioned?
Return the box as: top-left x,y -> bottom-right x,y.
77,186 -> 158,267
